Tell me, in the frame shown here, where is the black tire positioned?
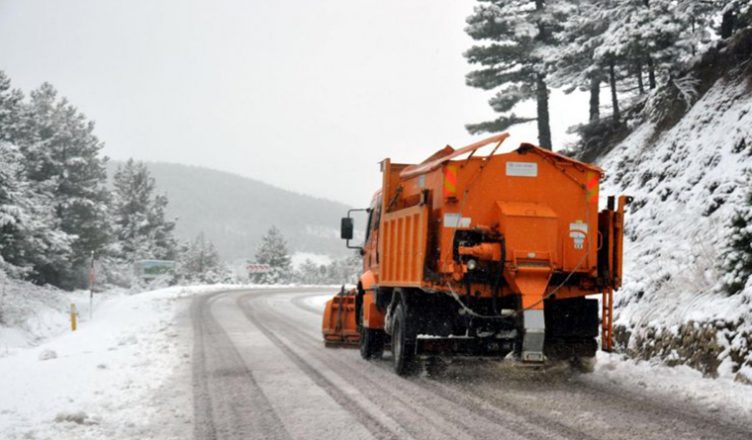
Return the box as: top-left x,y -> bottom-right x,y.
359,307 -> 385,359
360,326 -> 386,360
391,302 -> 416,375
570,356 -> 596,373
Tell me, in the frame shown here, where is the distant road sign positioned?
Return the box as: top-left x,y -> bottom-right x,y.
247,263 -> 272,274
135,260 -> 176,280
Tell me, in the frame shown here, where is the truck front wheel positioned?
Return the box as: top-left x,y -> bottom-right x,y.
359,325 -> 385,360
391,302 -> 416,375
359,306 -> 385,359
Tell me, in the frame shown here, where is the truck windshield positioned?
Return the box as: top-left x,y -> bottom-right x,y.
364,199 -> 382,243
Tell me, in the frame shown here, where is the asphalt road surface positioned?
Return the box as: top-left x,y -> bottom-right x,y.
190,288 -> 752,440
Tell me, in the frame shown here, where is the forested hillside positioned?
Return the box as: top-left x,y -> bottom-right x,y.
108,161 -> 352,260
465,0 -> 751,153
0,74 -> 123,289
0,73 -> 203,290
599,30 -> 752,382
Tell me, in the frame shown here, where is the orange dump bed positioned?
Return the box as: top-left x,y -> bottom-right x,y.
379,135 -> 608,296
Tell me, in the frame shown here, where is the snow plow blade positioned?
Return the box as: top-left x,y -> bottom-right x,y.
322,287 -> 360,347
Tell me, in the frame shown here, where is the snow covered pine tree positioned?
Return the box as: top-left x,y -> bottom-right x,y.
0,143 -> 72,281
15,83 -> 111,288
721,171 -> 752,295
0,72 -> 73,284
174,232 -> 226,284
464,0 -> 566,149
254,226 -> 292,284
111,159 -> 177,262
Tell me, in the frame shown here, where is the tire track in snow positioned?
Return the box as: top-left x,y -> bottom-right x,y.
241,292 -> 570,440
194,289 -> 752,440
265,290 -> 752,440
191,291 -> 292,440
271,292 -> 592,439
235,294 -> 407,440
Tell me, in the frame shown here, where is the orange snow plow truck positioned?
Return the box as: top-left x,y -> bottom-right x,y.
322,133 -> 630,375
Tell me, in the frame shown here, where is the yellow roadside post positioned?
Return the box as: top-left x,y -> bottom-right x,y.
70,304 -> 77,331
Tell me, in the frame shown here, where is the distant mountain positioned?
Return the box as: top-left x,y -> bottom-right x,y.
107,161 -> 352,260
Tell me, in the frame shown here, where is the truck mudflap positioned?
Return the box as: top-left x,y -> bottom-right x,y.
322,286 -> 360,347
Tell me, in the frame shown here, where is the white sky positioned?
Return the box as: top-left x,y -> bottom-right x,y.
0,0 -> 587,206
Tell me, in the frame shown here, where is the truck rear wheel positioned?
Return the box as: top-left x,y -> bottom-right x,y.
571,355 -> 596,373
391,302 -> 416,375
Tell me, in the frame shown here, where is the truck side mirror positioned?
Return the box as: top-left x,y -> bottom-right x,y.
341,217 -> 354,240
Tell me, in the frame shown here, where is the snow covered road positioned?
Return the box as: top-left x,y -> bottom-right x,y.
2,286 -> 750,439
193,289 -> 752,440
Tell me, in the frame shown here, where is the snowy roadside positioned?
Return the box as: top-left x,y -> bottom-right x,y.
3,286 -> 749,439
590,351 -> 752,423
0,284 -> 251,440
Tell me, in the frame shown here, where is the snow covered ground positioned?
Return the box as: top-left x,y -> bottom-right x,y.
0,288 -> 749,439
301,293 -> 332,312
591,351 -> 752,422
0,284 -> 247,440
598,62 -> 752,379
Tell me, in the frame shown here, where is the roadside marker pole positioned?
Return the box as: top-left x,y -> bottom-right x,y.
70,304 -> 77,331
89,251 -> 95,320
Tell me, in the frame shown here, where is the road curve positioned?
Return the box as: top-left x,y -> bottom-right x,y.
190,288 -> 752,440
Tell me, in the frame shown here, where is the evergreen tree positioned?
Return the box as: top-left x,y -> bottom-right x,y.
717,0 -> 752,38
294,255 -> 361,285
148,193 -> 177,259
552,0 -> 714,128
0,143 -> 72,281
325,254 -> 361,285
673,0 -> 715,58
720,171 -> 752,295
254,226 -> 292,284
465,0 -> 565,149
111,159 -> 177,261
548,0 -> 608,122
16,83 -> 111,288
296,258 -> 325,284
174,233 -> 227,284
0,71 -> 24,142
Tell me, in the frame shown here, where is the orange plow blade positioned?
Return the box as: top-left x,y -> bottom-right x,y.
322,287 -> 360,347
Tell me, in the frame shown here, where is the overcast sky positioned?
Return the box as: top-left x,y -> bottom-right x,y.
0,0 -> 587,206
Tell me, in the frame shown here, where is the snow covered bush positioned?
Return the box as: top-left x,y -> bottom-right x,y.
172,233 -> 231,285
294,255 -> 360,285
720,170 -> 752,295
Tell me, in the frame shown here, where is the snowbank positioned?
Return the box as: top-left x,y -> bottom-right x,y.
591,351 -> 752,423
0,284 -> 244,440
302,294 -> 333,312
0,276 -> 94,353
